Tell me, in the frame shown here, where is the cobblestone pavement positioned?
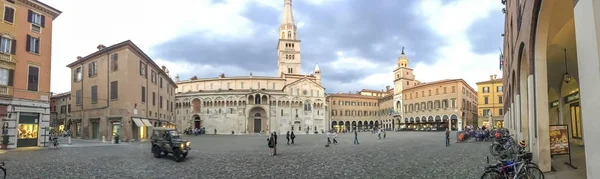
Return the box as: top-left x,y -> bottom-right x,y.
0,131 -> 493,179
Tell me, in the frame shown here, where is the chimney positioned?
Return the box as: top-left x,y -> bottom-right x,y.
386,85 -> 390,92
77,56 -> 82,60
494,74 -> 497,79
97,44 -> 106,50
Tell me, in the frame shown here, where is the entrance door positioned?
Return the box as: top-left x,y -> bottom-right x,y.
194,121 -> 201,129
570,102 -> 582,139
254,118 -> 261,133
91,121 -> 99,139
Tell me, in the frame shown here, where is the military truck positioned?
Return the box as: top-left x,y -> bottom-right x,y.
150,127 -> 191,162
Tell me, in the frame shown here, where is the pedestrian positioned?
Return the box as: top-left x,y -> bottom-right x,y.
445,128 -> 451,147
333,131 -> 338,144
290,131 -> 296,145
353,129 -> 360,144
326,130 -> 331,145
267,133 -> 275,155
378,129 -> 382,140
383,130 -> 386,139
273,132 -> 278,155
286,131 -> 290,145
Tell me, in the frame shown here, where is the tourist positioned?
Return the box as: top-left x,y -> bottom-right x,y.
326,130 -> 331,145
267,133 -> 275,155
383,130 -> 387,139
332,131 -> 338,144
290,131 -> 296,145
445,128 -> 451,147
353,129 -> 360,145
286,131 -> 291,145
378,129 -> 382,140
273,132 -> 278,155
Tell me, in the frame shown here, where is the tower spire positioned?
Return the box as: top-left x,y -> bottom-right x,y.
281,0 -> 295,26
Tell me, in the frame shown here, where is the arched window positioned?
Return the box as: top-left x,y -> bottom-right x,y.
288,31 -> 291,38
255,94 -> 261,104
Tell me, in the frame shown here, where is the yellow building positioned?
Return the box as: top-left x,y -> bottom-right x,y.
475,75 -> 503,128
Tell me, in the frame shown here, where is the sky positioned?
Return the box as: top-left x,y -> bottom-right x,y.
47,0 -> 505,94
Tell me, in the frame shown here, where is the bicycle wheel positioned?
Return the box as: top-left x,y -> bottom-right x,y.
490,143 -> 502,156
524,166 -> 544,179
480,170 -> 503,179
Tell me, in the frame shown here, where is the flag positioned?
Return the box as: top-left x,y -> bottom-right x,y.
499,53 -> 504,70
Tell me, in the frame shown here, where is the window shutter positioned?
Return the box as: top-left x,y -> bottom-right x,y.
7,69 -> 14,86
40,15 -> 46,28
88,63 -> 92,77
25,35 -> 31,52
27,10 -> 32,23
10,39 -> 16,55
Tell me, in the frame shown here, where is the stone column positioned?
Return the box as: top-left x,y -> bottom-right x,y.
533,44 -> 552,173
574,0 -> 600,177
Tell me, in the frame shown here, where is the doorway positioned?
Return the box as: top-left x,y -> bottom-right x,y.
91,121 -> 99,139
569,102 -> 582,139
253,113 -> 262,133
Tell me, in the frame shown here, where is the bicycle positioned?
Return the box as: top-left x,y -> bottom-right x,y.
481,159 -> 544,179
1,161 -> 6,179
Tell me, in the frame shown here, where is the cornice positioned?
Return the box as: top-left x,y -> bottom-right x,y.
17,0 -> 61,19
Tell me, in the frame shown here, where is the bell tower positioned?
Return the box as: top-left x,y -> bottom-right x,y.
277,0 -> 302,76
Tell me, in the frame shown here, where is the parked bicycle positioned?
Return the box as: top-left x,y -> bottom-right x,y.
481,159 -> 544,179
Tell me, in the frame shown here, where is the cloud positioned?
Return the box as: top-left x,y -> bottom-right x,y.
49,0 -> 505,94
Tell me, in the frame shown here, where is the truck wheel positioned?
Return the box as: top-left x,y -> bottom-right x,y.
173,148 -> 184,162
152,146 -> 163,158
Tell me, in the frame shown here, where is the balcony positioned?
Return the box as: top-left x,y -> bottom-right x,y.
0,53 -> 13,62
0,86 -> 10,96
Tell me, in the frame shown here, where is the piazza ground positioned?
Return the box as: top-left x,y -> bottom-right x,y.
1,132 -> 493,179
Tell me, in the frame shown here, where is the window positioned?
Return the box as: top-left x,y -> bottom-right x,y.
141,86 -> 146,103
111,54 -> 118,71
452,86 -> 456,93
91,85 -> 98,103
68,104 -> 71,112
26,35 -> 40,54
152,92 -> 156,106
499,108 -> 503,115
498,96 -> 503,104
272,82 -> 275,89
88,61 -> 98,77
160,77 -> 163,88
149,70 -> 155,83
0,68 -> 13,86
75,89 -> 82,105
28,10 -> 44,27
74,67 -> 82,82
497,86 -> 503,92
444,87 -> 447,93
3,6 -> 15,23
0,36 -> 15,54
241,82 -> 244,88
139,61 -> 147,77
484,96 -> 489,104
160,96 -> 163,108
483,87 -> 490,93
17,123 -> 38,139
110,81 -> 118,100
27,66 -> 39,91
288,68 -> 293,73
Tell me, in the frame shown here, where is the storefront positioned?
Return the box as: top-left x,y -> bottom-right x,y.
17,112 -> 40,147
131,117 -> 152,141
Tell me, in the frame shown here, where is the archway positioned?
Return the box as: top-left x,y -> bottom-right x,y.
351,121 -> 357,130
344,121 -> 350,132
518,43 -> 530,147
248,107 -> 267,133
192,98 -> 201,113
450,115 -> 458,131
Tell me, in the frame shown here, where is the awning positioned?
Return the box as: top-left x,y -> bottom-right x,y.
141,119 -> 153,127
131,118 -> 144,127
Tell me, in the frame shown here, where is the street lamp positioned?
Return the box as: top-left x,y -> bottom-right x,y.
563,49 -> 572,83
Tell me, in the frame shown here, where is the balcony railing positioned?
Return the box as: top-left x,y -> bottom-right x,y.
0,53 -> 12,62
0,86 -> 9,95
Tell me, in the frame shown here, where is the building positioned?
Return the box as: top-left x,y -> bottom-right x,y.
327,87 -> 396,132
65,41 -> 177,142
174,0 -> 327,135
475,75 -> 503,128
0,0 -> 61,148
49,92 -> 70,132
392,49 -> 478,131
501,0 -> 600,176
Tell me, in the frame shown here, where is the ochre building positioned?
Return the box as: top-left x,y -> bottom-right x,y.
66,41 -> 177,142
327,87 -> 396,132
501,0 -> 600,176
174,0 -> 327,135
476,76 -> 504,128
0,0 -> 61,148
49,92 -> 70,133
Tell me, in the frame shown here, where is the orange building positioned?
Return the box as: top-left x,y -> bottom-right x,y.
0,0 -> 61,148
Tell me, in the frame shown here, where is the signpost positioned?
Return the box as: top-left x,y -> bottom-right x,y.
549,124 -> 577,170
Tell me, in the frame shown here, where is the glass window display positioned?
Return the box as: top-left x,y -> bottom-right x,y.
18,124 -> 39,139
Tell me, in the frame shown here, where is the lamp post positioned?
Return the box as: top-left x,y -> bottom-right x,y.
489,74 -> 497,128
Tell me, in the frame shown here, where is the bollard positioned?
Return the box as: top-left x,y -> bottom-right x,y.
102,136 -> 106,143
68,136 -> 72,145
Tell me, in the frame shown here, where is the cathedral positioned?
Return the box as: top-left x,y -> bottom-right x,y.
173,0 -> 327,134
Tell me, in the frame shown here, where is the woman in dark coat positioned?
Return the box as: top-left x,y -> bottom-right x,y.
267,133 -> 275,155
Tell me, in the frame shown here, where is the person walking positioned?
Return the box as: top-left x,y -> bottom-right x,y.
290,131 -> 296,145
267,133 -> 275,155
378,129 -> 382,140
326,130 -> 331,147
332,131 -> 338,144
353,129 -> 360,144
273,132 -> 278,155
286,131 -> 290,145
445,128 -> 451,147
383,130 -> 387,139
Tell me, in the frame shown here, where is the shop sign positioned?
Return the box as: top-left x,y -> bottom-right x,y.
564,92 -> 579,103
549,100 -> 559,108
549,125 -> 570,155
